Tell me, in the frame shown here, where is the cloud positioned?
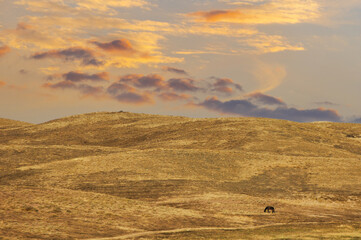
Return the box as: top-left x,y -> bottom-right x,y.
251,61 -> 287,93
0,81 -> 6,87
75,0 -> 150,13
240,34 -> 304,54
91,39 -> 136,55
107,82 -> 134,95
162,66 -> 189,75
313,101 -> 338,106
0,45 -> 10,57
43,80 -> 104,96
43,80 -> 77,90
90,38 -> 158,65
90,33 -> 181,67
106,82 -> 153,104
167,78 -> 201,92
112,91 -> 153,104
158,92 -> 191,101
61,71 -> 109,82
198,96 -> 341,122
76,84 -> 104,96
15,0 -> 150,15
31,47 -> 104,66
189,0 -> 320,24
118,74 -> 166,89
247,92 -> 286,106
212,77 -> 242,94
350,118 -> 361,124
0,22 -> 68,50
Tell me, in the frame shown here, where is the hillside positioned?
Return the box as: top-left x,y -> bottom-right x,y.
0,118 -> 32,129
0,112 -> 360,239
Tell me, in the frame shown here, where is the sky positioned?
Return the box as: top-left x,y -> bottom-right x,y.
1,0 -> 361,123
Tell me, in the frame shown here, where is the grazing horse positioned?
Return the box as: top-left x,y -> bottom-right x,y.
264,206 -> 275,213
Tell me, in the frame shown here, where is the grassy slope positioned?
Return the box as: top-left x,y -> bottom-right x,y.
0,112 -> 360,239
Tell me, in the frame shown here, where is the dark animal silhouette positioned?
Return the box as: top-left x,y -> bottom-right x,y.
264,206 -> 275,213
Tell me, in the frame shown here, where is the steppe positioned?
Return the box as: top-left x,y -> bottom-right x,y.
0,111 -> 361,239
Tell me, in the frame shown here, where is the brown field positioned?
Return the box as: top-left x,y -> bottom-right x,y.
1,111 -> 361,239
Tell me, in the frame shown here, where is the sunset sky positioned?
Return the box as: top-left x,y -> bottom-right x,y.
1,0 -> 361,123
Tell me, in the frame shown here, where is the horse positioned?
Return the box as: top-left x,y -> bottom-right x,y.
264,206 -> 275,213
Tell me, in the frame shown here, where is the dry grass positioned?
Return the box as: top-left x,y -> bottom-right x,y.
0,111 -> 361,239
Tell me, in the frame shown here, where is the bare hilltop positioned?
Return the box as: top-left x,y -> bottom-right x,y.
1,112 -> 361,239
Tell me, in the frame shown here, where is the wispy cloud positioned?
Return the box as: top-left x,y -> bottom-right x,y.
158,92 -> 191,101
43,81 -> 104,97
162,66 -> 189,76
0,45 -> 11,57
313,101 -> 339,106
250,61 -> 287,93
75,0 -> 151,13
31,47 -> 104,66
15,0 -> 150,15
240,34 -> 304,54
189,0 -> 320,24
0,22 -> 69,50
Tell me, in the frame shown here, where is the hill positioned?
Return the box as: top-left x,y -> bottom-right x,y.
0,112 -> 360,239
0,118 -> 32,129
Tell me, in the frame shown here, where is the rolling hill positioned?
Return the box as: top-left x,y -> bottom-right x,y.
0,111 -> 360,239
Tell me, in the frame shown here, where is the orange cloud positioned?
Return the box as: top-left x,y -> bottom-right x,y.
0,45 -> 10,57
240,34 -> 304,54
15,0 -> 150,15
91,39 -> 152,60
188,0 -> 320,24
0,22 -> 69,50
0,81 -> 6,87
75,0 -> 150,13
92,39 -> 134,53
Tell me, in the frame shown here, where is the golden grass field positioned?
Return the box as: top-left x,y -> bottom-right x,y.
0,111 -> 361,239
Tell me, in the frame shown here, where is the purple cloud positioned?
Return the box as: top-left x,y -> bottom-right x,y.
247,92 -> 286,106
212,77 -> 242,94
31,47 -> 104,66
162,66 -> 189,75
118,74 -> 166,89
167,78 -> 201,92
62,71 -> 109,82
199,97 -> 341,122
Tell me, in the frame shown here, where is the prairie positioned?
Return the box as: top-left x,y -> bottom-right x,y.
0,112 -> 360,239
